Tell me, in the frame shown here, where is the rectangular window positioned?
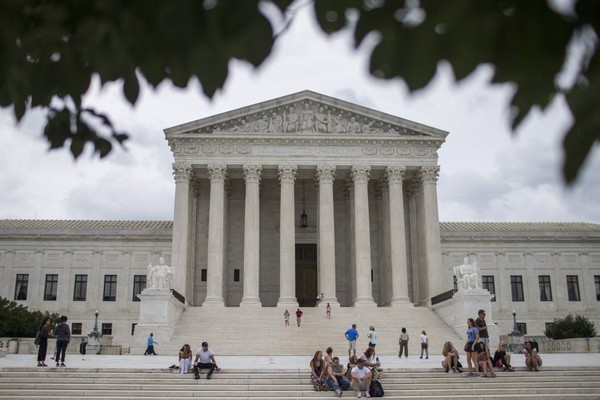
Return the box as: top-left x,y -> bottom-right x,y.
482,275 -> 496,302
516,322 -> 527,335
595,276 -> 600,301
233,269 -> 240,282
131,323 -> 137,336
44,274 -> 58,301
132,275 -> 146,301
103,275 -> 117,301
71,323 -> 82,335
14,274 -> 29,300
453,276 -> 458,292
101,323 -> 113,335
201,269 -> 207,282
567,275 -> 581,301
545,322 -> 554,334
510,275 -> 524,302
73,274 -> 88,301
538,275 -> 552,301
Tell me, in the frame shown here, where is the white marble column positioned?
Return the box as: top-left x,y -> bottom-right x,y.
345,179 -> 357,304
203,165 -> 227,307
171,163 -> 193,302
241,164 -> 262,307
377,179 -> 392,305
277,165 -> 298,308
419,166 -> 445,303
387,165 -> 411,306
316,165 -> 339,306
407,181 -> 420,305
351,165 -> 376,306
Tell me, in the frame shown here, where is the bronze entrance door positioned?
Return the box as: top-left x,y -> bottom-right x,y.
295,243 -> 317,307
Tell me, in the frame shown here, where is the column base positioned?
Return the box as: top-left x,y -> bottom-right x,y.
389,298 -> 413,307
240,297 -> 262,307
202,296 -> 225,307
318,299 -> 340,308
277,298 -> 299,308
353,297 -> 377,307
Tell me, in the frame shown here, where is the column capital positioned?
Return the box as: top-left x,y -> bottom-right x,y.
207,164 -> 228,183
172,163 -> 193,182
351,165 -> 371,184
418,166 -> 440,183
243,164 -> 262,184
278,164 -> 297,183
316,165 -> 336,183
386,165 -> 406,184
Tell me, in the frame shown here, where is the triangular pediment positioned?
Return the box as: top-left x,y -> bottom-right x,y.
165,90 -> 447,139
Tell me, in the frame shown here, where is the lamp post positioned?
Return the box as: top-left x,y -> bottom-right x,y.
87,309 -> 101,350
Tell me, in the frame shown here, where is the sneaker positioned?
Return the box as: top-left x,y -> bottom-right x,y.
451,368 -> 457,373
426,357 -> 429,359
366,393 -> 371,398
194,374 -> 200,380
419,356 -> 422,359
56,363 -> 59,367
356,393 -> 361,398
206,373 -> 212,380
60,363 -> 66,367
335,388 -> 342,397
445,366 -> 449,373
457,368 -> 463,373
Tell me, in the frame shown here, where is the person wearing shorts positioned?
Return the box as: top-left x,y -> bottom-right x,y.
345,324 -> 359,357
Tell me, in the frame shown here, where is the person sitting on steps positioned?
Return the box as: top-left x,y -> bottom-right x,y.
193,341 -> 221,380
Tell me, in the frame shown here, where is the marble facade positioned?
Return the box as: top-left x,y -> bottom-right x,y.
1,92 -> 599,348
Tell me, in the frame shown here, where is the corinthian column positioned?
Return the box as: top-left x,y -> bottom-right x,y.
316,165 -> 339,306
419,166 -> 444,303
351,165 -> 376,306
277,165 -> 298,308
203,165 -> 227,307
240,164 -> 262,307
171,163 -> 193,302
386,165 -> 410,306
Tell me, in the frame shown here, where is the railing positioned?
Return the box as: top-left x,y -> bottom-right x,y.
431,288 -> 457,305
171,289 -> 185,304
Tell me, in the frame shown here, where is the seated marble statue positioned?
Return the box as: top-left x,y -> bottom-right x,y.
453,257 -> 481,290
149,257 -> 173,290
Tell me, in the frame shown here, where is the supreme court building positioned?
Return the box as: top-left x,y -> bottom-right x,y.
2,91 -> 600,347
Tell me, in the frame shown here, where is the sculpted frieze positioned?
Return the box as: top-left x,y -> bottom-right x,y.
190,101 -> 424,136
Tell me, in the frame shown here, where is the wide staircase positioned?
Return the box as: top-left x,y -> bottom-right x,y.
1,367 -> 599,399
133,306 -> 464,356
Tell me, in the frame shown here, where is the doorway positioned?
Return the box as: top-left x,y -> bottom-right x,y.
295,243 -> 317,307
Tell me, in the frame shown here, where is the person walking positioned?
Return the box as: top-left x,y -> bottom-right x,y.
398,327 -> 409,358
283,309 -> 290,327
295,308 -> 303,327
144,333 -> 158,355
419,330 -> 429,359
367,326 -> 377,352
344,324 -> 359,357
53,315 -> 70,367
326,303 -> 332,319
36,317 -> 51,367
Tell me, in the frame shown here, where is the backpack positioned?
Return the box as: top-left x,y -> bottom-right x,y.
34,329 -> 41,346
369,379 -> 384,397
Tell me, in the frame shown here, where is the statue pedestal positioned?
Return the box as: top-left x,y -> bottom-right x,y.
432,288 -> 499,348
135,289 -> 185,347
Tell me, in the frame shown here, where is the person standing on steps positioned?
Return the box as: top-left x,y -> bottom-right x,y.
144,333 -> 158,355
296,308 -> 304,327
367,326 -> 377,353
475,309 -> 490,358
283,309 -> 290,327
53,315 -> 70,367
36,317 -> 51,367
398,327 -> 409,358
326,302 -> 332,319
420,330 -> 429,359
345,324 -> 359,358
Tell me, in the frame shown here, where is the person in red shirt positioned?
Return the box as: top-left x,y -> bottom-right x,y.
295,308 -> 303,327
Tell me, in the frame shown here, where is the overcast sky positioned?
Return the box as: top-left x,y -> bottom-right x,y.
1,4 -> 599,224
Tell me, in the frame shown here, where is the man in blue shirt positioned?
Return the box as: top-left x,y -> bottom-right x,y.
144,333 -> 157,355
345,324 -> 359,357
